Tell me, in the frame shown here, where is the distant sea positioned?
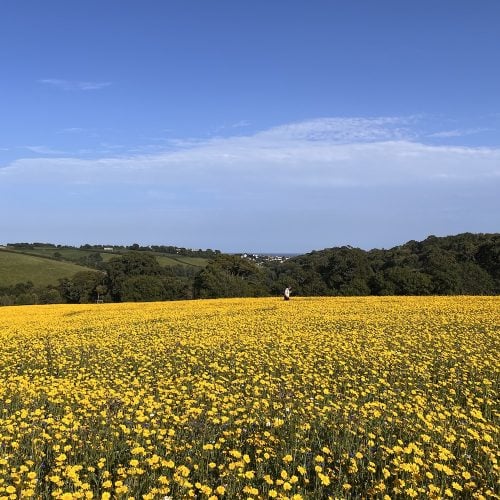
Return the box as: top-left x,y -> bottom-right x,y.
250,253 -> 299,257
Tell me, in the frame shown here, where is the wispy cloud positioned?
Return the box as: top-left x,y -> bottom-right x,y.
3,116 -> 499,187
39,79 -> 112,91
231,120 -> 251,128
428,127 -> 490,138
58,127 -> 86,134
211,120 -> 252,135
256,116 -> 418,143
2,116 -> 498,251
24,145 -> 67,155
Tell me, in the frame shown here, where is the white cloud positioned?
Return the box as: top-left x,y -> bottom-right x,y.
39,79 -> 111,91
427,127 -> 489,138
256,116 -> 417,143
231,120 -> 251,128
2,116 -> 499,251
24,145 -> 67,155
2,117 -> 499,190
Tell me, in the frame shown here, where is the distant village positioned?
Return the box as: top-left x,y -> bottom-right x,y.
240,253 -> 293,264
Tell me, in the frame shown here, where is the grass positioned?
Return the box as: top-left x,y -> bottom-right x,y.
0,249 -> 94,287
9,247 -> 117,262
153,254 -> 208,268
10,247 -> 208,268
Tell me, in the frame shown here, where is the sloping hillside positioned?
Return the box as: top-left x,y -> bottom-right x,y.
6,246 -> 208,269
0,249 -> 95,287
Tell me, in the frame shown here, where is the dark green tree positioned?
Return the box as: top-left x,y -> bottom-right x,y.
319,247 -> 373,295
59,271 -> 105,303
194,255 -> 268,298
120,276 -> 166,302
382,267 -> 433,295
105,252 -> 163,300
477,238 -> 500,291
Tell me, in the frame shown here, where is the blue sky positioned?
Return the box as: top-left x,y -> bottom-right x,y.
1,1 -> 499,252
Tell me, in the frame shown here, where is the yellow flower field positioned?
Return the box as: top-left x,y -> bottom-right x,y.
0,297 -> 498,499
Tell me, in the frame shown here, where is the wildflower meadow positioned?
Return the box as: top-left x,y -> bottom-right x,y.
0,296 -> 498,499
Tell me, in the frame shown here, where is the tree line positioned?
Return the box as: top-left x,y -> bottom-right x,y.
269,233 -> 499,296
1,233 -> 498,306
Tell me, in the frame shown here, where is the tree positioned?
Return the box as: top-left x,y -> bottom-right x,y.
382,267 -> 433,295
105,252 -> 163,300
37,287 -> 63,304
421,249 -> 462,294
78,252 -> 104,269
194,255 -> 268,298
59,271 -> 105,303
120,276 -> 165,302
161,276 -> 193,300
319,247 -> 373,295
477,238 -> 500,292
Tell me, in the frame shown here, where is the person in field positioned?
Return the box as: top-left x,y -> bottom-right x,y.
284,286 -> 291,301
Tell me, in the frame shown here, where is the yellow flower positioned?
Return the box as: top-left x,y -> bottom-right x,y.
0,296 -> 496,499
318,473 -> 330,486
200,485 -> 212,495
243,486 -> 258,495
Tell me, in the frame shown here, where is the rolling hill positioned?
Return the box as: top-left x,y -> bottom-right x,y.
0,249 -> 95,287
5,246 -> 209,269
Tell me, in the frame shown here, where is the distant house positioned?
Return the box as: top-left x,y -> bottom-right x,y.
103,247 -> 114,252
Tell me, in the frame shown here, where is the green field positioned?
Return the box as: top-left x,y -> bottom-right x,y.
0,250 -> 94,287
152,253 -> 208,267
11,247 -> 117,262
12,247 -> 208,268
0,246 -> 208,290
